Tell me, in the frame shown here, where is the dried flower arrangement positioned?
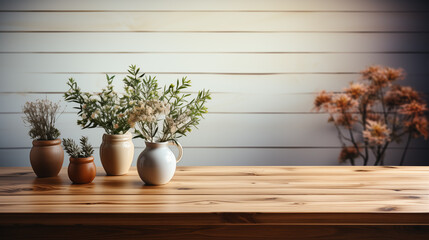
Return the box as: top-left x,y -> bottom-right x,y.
63,136 -> 94,158
314,65 -> 428,166
125,65 -> 211,142
22,99 -> 61,140
64,75 -> 132,135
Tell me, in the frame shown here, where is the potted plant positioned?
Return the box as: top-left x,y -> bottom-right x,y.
314,65 -> 428,165
23,99 -> 63,177
64,75 -> 134,175
63,136 -> 96,184
125,65 -> 211,185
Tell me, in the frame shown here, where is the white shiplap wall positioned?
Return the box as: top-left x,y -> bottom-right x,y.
0,0 -> 428,166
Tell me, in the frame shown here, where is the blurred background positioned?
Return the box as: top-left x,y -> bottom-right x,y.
0,0 -> 428,166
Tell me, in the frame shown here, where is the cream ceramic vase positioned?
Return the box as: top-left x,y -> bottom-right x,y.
137,141 -> 183,185
100,132 -> 134,176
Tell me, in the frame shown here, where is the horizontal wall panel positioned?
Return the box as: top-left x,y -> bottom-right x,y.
1,113 -> 428,149
0,12 -> 428,32
2,90 -> 429,114
1,0 -> 428,12
2,33 -> 429,52
0,73 -> 360,93
1,148 -> 427,167
0,53 -> 428,74
1,73 -> 428,94
0,113 -> 340,148
0,93 -> 321,113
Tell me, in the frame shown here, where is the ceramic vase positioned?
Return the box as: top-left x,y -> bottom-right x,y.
68,156 -> 96,184
137,141 -> 183,185
99,132 -> 134,176
30,139 -> 64,178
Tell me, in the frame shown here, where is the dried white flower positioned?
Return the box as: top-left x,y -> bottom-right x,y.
170,125 -> 177,133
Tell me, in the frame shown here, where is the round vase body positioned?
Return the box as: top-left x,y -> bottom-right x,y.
68,156 -> 96,184
30,139 -> 64,178
99,132 -> 134,176
137,141 -> 183,185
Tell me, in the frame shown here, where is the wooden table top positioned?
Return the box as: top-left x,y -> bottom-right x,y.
1,166 -> 429,226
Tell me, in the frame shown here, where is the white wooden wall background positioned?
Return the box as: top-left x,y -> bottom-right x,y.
0,0 -> 428,167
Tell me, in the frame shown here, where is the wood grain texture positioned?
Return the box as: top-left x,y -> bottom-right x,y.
2,225 -> 429,240
1,166 -> 429,239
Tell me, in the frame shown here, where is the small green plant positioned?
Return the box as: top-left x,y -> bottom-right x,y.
63,136 -> 94,158
22,99 -> 61,140
125,65 -> 211,142
64,76 -> 132,135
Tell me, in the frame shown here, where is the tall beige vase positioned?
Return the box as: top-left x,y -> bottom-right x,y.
99,132 -> 134,176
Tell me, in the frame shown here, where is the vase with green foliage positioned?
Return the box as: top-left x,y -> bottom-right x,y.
63,136 -> 96,184
124,65 -> 211,185
23,99 -> 64,178
64,75 -> 134,175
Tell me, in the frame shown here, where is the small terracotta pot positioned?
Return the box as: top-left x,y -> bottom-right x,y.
68,156 -> 96,184
30,139 -> 64,178
100,132 -> 134,176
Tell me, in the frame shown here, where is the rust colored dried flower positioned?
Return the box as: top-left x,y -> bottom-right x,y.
345,82 -> 368,99
361,66 -> 404,87
314,65 -> 428,165
405,117 -> 428,139
361,65 -> 387,86
339,146 -> 360,163
384,85 -> 422,108
314,90 -> 332,111
329,94 -> 358,113
333,113 -> 357,128
363,120 -> 391,145
399,101 -> 427,116
385,67 -> 405,81
361,65 -> 382,80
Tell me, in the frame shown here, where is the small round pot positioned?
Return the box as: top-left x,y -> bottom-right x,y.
100,132 -> 134,176
30,139 -> 64,178
137,141 -> 183,185
68,156 -> 96,184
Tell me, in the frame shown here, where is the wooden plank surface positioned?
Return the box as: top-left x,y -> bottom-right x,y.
1,166 -> 429,216
1,166 -> 429,239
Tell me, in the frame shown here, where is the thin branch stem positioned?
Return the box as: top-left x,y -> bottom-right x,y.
399,132 -> 412,166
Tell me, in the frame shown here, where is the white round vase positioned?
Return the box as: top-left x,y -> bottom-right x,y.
137,141 -> 183,185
